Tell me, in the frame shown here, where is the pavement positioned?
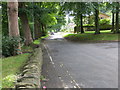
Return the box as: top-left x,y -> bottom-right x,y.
41,32 -> 118,89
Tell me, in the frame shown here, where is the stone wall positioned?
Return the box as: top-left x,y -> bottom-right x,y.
16,47 -> 43,89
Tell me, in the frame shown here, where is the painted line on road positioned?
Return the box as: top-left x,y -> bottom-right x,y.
43,43 -> 69,88
43,43 -> 82,89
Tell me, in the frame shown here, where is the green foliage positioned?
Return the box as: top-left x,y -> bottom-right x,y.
41,35 -> 49,39
33,39 -> 40,45
21,46 -> 33,53
83,24 -> 95,26
100,24 -> 112,30
83,24 -> 112,31
60,29 -> 67,32
41,13 -> 57,26
2,36 -> 24,57
33,35 -> 48,45
85,30 -> 111,34
2,53 -> 30,88
2,2 -> 8,36
99,19 -> 110,25
2,74 -> 17,88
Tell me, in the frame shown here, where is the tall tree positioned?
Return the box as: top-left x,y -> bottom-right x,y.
7,1 -> 20,37
77,3 -> 84,33
93,2 -> 100,34
115,2 -> 119,33
105,2 -> 116,33
74,2 -> 86,33
19,2 -> 33,46
112,4 -> 115,33
7,0 -> 21,54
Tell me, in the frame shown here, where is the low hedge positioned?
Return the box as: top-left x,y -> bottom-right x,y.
75,24 -> 120,31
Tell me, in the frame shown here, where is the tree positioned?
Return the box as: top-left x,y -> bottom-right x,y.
7,0 -> 21,55
7,1 -> 20,37
92,2 -> 100,34
115,2 -> 119,33
101,2 -> 119,33
33,2 -> 61,36
76,2 -> 85,33
112,3 -> 115,33
19,2 -> 33,46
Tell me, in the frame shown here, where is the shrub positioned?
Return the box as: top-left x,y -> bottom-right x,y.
100,24 -> 112,30
83,24 -> 95,26
99,19 -> 110,25
2,36 -> 24,57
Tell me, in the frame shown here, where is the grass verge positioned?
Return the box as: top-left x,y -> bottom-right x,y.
33,35 -> 49,45
2,47 -> 31,88
64,33 -> 119,42
33,39 -> 41,45
21,46 -> 33,53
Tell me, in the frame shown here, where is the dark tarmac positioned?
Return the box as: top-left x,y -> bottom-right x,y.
41,33 -> 118,89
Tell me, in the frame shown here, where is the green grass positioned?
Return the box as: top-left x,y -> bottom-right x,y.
33,35 -> 49,45
33,39 -> 40,45
64,33 -> 119,42
85,30 -> 111,34
2,53 -> 30,88
21,46 -> 33,53
41,35 -> 49,39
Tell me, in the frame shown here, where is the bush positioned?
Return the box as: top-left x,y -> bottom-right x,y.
99,19 -> 110,25
83,24 -> 95,26
83,22 -> 112,31
2,36 -> 23,57
100,24 -> 112,30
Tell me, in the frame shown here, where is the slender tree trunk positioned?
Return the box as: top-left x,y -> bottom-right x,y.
38,21 -> 42,37
34,20 -> 41,39
115,2 -> 119,33
94,7 -> 100,34
7,1 -> 21,55
34,20 -> 39,39
80,14 -> 84,33
19,3 -> 33,46
111,12 -> 115,32
41,23 -> 44,36
41,23 -> 46,36
88,14 -> 91,24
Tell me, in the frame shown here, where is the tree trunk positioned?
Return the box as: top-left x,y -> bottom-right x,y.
115,2 -> 119,33
7,1 -> 21,55
34,20 -> 41,39
7,1 -> 19,37
34,20 -> 39,39
94,8 -> 100,34
19,3 -> 33,46
41,23 -> 46,36
38,21 -> 42,37
88,14 -> 91,24
80,14 -> 84,33
111,12 -> 115,32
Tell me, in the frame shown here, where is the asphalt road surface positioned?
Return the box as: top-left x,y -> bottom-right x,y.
41,33 -> 118,89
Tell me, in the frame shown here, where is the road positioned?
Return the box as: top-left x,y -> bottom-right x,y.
41,33 -> 118,89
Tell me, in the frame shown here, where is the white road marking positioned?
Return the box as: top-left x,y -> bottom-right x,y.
43,43 -> 82,89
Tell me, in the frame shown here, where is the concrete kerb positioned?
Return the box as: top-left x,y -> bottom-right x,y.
15,47 -> 43,89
